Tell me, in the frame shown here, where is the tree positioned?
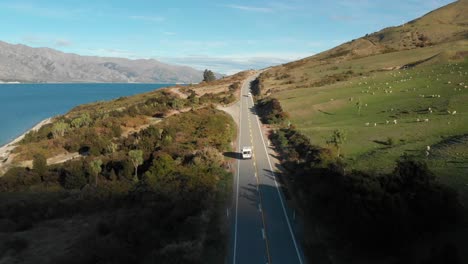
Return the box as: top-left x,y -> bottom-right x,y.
52,121 -> 69,138
71,113 -> 92,128
33,153 -> 47,176
203,69 -> 216,82
327,129 -> 347,157
143,153 -> 175,188
129,150 -> 144,182
89,159 -> 103,187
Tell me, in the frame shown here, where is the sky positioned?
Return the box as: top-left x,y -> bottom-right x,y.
0,0 -> 456,74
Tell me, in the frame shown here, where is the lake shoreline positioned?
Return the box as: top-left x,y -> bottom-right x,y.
0,117 -> 53,172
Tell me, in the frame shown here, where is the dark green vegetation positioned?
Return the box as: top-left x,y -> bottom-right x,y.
0,71 -> 242,263
255,1 -> 468,263
203,69 -> 216,83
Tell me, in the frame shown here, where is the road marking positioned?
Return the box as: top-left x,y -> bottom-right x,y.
250,95 -> 304,264
251,128 -> 272,264
232,80 -> 245,264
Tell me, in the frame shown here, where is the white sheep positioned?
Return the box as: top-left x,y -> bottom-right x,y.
374,123 -> 377,127
365,122 -> 370,126
386,120 -> 390,125
416,118 -> 420,122
393,119 -> 398,125
424,118 -> 429,122
452,111 -> 457,115
426,146 -> 431,151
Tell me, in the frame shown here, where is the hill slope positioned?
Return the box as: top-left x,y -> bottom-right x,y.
277,0 -> 467,74
258,0 -> 468,180
255,1 -> 468,262
0,41 -> 203,83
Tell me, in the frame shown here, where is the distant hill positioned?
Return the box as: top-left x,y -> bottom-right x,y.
259,0 -> 467,96
283,0 -> 467,68
0,41 -> 204,83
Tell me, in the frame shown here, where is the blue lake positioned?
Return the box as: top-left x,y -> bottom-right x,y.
0,83 -> 169,146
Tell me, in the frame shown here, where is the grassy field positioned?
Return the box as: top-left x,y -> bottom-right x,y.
267,55 -> 468,202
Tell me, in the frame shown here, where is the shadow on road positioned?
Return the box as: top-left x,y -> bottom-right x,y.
240,184 -> 260,207
224,152 -> 242,160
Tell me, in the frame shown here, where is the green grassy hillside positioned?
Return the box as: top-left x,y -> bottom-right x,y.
258,1 -> 468,201
256,2 -> 468,262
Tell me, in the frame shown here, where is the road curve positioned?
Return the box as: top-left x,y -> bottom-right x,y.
229,72 -> 306,264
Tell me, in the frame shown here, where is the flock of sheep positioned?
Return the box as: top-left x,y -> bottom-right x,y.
355,64 -> 465,128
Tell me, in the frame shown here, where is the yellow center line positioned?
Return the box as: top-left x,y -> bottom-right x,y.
250,118 -> 272,264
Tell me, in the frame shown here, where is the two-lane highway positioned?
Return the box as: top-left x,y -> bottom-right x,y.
229,73 -> 305,264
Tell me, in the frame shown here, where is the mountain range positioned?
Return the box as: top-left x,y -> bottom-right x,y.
0,41 -> 204,83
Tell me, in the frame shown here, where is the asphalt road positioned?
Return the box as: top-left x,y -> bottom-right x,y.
229,73 -> 305,264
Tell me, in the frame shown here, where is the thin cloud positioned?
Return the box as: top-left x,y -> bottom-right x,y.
55,39 -> 72,47
129,15 -> 165,22
226,4 -> 273,13
2,2 -> 86,19
158,53 -> 311,74
330,15 -> 357,22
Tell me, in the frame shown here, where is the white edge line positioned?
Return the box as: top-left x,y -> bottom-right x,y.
250,95 -> 304,264
233,81 -> 244,264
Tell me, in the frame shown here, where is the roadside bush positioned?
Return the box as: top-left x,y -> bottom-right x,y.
256,98 -> 288,124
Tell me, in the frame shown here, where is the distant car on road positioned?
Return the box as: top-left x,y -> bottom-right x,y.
241,146 -> 252,159
247,92 -> 252,96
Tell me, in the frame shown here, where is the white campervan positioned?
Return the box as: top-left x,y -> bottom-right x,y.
241,146 -> 252,159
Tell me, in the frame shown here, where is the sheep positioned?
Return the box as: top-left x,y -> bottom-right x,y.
416,118 -> 420,122
386,120 -> 390,125
424,118 -> 429,122
365,122 -> 370,127
452,111 -> 457,115
374,123 -> 377,127
426,146 -> 431,151
393,119 -> 398,125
